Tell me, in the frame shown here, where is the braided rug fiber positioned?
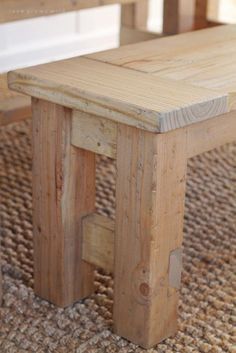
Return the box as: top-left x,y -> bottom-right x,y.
0,120 -> 235,353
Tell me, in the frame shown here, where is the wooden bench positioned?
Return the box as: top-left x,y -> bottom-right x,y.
0,0 -> 159,127
8,24 -> 236,348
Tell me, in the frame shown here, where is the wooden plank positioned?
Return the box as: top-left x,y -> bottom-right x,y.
120,27 -> 159,45
8,57 -> 228,133
114,125 -> 188,348
82,214 -> 114,273
0,0 -> 137,23
72,109 -> 236,168
82,214 -> 185,290
32,98 -> 95,307
187,111 -> 236,158
0,95 -> 31,126
89,24 -> 236,68
71,110 -> 117,158
89,25 -> 236,110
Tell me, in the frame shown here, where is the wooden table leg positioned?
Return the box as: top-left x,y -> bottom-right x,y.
32,99 -> 95,307
114,125 -> 188,348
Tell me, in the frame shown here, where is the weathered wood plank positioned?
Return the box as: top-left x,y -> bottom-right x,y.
32,98 -> 95,307
71,110 -> 117,158
114,125 -> 188,348
89,25 -> 236,67
82,214 -> 114,273
8,58 -> 228,133
89,25 -> 236,110
72,109 -> 236,160
187,111 -> 236,158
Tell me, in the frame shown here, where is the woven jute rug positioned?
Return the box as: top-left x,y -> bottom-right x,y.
0,120 -> 235,353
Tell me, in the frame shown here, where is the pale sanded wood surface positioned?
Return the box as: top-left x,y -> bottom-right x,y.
72,109 -> 236,160
72,110 -> 117,159
8,56 -> 228,132
82,214 -> 114,273
187,110 -> 236,157
114,125 -> 188,348
32,99 -> 95,307
0,0 -> 141,23
82,213 -> 184,289
89,25 -> 236,110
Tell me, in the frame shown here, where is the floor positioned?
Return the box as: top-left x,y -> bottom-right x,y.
0,120 -> 235,352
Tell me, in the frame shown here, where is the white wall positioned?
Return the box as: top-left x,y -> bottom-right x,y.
0,1 -> 163,73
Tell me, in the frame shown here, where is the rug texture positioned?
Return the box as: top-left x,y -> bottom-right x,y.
0,120 -> 235,353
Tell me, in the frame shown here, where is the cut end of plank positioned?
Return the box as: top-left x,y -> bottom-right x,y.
159,94 -> 229,132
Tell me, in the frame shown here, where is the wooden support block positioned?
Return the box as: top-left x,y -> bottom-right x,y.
114,125 -> 188,348
32,98 -> 95,307
187,111 -> 236,158
72,111 -> 117,158
8,58 -> 228,133
82,214 -> 114,273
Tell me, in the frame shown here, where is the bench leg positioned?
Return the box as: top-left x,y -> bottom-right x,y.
114,125 -> 187,348
120,0 -> 149,45
32,99 -> 95,307
163,0 -> 208,35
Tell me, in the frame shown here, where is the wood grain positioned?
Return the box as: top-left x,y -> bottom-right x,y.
89,25 -> 236,67
187,111 -> 236,158
90,25 -> 236,110
82,213 -> 114,273
32,98 -> 95,307
71,110 -> 117,158
8,57 -> 228,132
114,125 -> 188,348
